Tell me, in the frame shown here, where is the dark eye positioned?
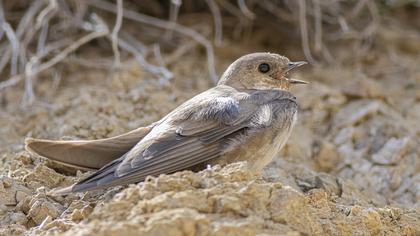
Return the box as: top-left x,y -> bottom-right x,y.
258,63 -> 270,73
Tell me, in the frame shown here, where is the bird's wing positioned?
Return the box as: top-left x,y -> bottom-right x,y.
69,88 -> 295,193
25,125 -> 153,170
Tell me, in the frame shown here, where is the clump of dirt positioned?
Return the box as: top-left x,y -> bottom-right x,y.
0,20 -> 419,236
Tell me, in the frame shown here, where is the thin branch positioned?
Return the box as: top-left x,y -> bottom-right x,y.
0,75 -> 22,91
257,0 -> 295,23
88,0 -> 218,84
36,21 -> 49,55
2,23 -> 19,75
64,56 -> 117,69
118,38 -> 172,81
32,22 -> 108,76
16,0 -> 45,38
119,31 -> 148,54
152,43 -> 166,68
0,0 -> 4,42
205,0 -> 223,46
165,39 -> 199,65
48,66 -> 63,98
298,0 -> 317,64
164,0 -> 182,40
217,0 -> 247,20
237,0 -> 255,19
111,0 -> 123,68
22,57 -> 37,106
0,38 -> 70,93
313,0 -> 322,53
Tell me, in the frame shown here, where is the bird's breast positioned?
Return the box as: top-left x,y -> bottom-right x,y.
210,110 -> 298,171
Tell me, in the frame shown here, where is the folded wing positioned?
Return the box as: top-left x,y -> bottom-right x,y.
67,88 -> 295,193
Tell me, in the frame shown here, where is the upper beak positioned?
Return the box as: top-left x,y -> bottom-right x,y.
285,61 -> 307,73
285,61 -> 308,85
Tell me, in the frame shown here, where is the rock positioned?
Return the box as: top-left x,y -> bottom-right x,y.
25,194 -> 65,225
0,176 -> 32,206
0,224 -> 26,236
334,100 -> 381,128
23,164 -> 65,189
269,186 -> 324,234
313,141 -> 340,172
282,124 -> 314,162
9,212 -> 28,225
371,137 -> 411,165
333,127 -> 356,145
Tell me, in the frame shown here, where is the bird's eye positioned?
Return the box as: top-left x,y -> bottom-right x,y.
258,63 -> 270,73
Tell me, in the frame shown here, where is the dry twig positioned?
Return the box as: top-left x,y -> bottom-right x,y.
88,0 -> 218,83
164,0 -> 182,40
298,0 -> 317,64
111,0 -> 123,68
206,0 -> 223,46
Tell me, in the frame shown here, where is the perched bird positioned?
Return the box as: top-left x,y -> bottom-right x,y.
25,52 -> 307,193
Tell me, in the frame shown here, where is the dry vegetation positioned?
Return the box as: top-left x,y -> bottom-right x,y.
0,0 -> 419,235
0,0 -> 389,101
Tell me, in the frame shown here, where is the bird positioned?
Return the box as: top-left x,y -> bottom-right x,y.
25,52 -> 308,194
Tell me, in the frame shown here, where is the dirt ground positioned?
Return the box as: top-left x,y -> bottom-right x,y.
0,14 -> 419,236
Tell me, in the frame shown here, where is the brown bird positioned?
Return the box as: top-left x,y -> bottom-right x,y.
25,52 -> 307,193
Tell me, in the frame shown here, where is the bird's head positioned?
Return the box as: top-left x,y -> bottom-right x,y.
218,52 -> 308,90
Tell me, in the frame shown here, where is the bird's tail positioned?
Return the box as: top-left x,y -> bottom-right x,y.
25,126 -> 152,170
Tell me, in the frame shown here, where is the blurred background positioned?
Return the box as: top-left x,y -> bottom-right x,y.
0,0 -> 419,234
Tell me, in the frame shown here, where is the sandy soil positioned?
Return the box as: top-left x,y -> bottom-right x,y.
0,20 -> 419,235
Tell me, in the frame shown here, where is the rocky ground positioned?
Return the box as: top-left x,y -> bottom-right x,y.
0,19 -> 419,235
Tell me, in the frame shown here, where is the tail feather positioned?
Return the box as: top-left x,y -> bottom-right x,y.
25,126 -> 152,170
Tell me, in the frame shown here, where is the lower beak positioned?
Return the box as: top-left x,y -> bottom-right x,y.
287,78 -> 309,84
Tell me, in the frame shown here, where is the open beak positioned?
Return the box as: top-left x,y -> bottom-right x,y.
284,61 -> 308,85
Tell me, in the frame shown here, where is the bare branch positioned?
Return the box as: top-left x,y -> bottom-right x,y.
111,0 -> 123,68
313,0 -> 322,53
164,0 -> 182,40
152,44 -> 166,68
237,0 -> 255,19
32,18 -> 108,76
36,22 -> 49,55
0,0 -> 4,42
2,23 -> 19,75
205,0 -> 223,46
0,75 -> 22,91
88,0 -> 218,84
298,0 -> 317,65
118,38 -> 172,81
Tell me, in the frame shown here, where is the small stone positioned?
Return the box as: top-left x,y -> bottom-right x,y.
0,176 -> 32,206
334,100 -> 381,128
314,141 -> 340,172
371,137 -> 411,165
361,208 -> 383,235
334,127 -> 355,145
27,198 -> 64,225
10,212 -> 28,225
70,209 -> 84,221
23,164 -> 65,189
